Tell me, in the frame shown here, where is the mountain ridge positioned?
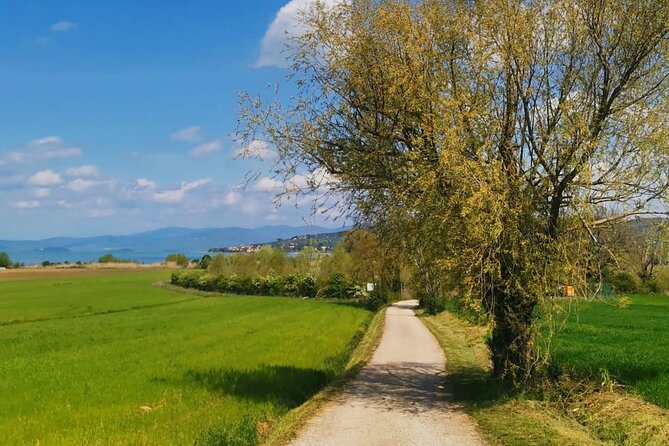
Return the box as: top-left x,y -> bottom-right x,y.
0,225 -> 346,260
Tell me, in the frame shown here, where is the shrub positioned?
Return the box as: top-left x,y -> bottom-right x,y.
165,253 -> 189,268
607,271 -> 642,293
198,254 -> 212,270
283,274 -> 300,296
420,292 -> 446,315
298,276 -> 318,298
197,274 -> 219,292
0,252 -> 11,268
365,287 -> 388,311
323,272 -> 352,299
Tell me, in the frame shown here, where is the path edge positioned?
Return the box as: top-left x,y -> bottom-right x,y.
262,307 -> 387,446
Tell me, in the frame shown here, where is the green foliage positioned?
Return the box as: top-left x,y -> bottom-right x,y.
171,269 -> 361,300
364,287 -> 388,311
322,272 -> 351,299
98,253 -> 131,264
0,252 -> 10,268
165,253 -> 189,267
198,254 -> 212,270
0,270 -> 371,444
606,271 -> 642,293
419,292 -> 446,316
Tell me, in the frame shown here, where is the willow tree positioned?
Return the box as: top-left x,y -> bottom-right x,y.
240,0 -> 669,380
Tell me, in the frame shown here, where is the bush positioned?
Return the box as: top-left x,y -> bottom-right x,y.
197,274 -> 219,292
0,252 -> 11,268
298,276 -> 318,298
165,253 -> 189,268
365,287 -> 388,311
420,292 -> 446,315
607,271 -> 642,293
198,254 -> 212,270
322,272 -> 352,299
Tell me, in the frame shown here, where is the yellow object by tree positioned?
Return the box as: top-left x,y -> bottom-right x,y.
239,0 -> 669,380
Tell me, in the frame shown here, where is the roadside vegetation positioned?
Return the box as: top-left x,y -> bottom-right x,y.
170,229 -> 403,311
0,270 -> 374,445
422,292 -> 669,445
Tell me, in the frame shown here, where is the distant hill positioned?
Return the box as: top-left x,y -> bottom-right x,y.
0,225 -> 346,264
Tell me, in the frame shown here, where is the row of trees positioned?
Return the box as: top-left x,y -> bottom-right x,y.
240,0 -> 669,380
203,229 -> 404,289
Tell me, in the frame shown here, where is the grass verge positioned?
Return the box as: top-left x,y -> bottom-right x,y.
262,307 -> 386,446
421,310 -> 669,445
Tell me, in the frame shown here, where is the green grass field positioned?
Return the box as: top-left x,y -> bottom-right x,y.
551,294 -> 669,408
0,270 -> 371,445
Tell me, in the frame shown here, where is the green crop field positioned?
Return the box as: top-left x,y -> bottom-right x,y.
552,294 -> 669,408
0,270 -> 371,445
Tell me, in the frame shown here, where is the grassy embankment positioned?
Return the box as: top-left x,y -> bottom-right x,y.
422,294 -> 669,445
0,270 -> 375,445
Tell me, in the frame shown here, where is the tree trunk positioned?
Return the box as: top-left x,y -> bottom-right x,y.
489,289 -> 537,381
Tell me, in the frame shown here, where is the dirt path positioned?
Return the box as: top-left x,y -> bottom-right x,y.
291,300 -> 486,446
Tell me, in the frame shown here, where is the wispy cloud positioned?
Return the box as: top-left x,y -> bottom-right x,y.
171,126 -> 202,143
190,139 -> 222,158
233,140 -> 275,159
50,21 -> 78,32
67,179 -> 97,192
136,178 -> 156,190
27,170 -> 63,186
12,200 -> 40,209
2,136 -> 82,164
153,178 -> 211,203
252,177 -> 283,192
65,165 -> 98,177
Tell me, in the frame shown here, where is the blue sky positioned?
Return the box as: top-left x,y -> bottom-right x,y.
0,0 -> 343,239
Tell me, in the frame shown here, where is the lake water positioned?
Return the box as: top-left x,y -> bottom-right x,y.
6,250 -> 210,266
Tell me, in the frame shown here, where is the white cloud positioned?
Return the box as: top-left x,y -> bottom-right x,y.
27,170 -> 63,186
223,190 -> 240,205
171,126 -> 202,142
136,178 -> 156,189
256,0 -> 345,68
50,21 -> 78,32
3,136 -> 82,164
253,177 -> 283,192
233,140 -> 276,159
34,188 -> 50,198
30,136 -> 63,146
190,139 -> 222,158
67,179 -> 96,192
12,200 -> 40,209
153,178 -> 211,203
66,165 -> 98,177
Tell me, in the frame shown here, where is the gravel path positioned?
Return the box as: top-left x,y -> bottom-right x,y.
291,300 -> 486,446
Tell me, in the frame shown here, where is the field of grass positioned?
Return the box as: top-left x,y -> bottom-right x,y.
0,270 -> 372,445
552,294 -> 669,408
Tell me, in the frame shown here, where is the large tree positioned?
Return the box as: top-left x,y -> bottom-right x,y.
240,0 -> 669,380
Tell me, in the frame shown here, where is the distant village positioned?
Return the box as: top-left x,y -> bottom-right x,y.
209,231 -> 346,254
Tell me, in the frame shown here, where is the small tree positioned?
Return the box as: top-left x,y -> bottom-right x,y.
165,253 -> 189,268
0,252 -> 11,268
